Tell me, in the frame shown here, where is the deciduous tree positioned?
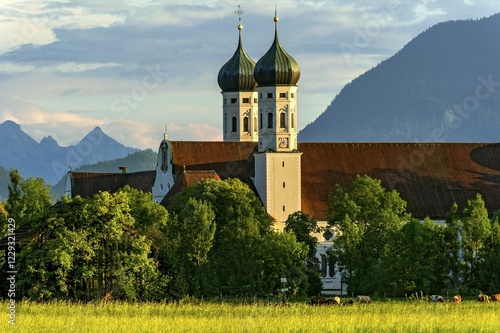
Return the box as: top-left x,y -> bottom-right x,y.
328,174 -> 410,295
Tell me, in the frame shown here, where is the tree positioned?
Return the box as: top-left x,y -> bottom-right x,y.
444,202 -> 462,291
167,178 -> 308,297
178,198 -> 216,295
461,193 -> 491,288
328,174 -> 410,295
382,218 -> 448,296
284,211 -> 323,295
0,201 -> 8,236
5,169 -> 52,227
17,191 -> 165,301
5,169 -> 23,222
477,219 -> 500,293
252,232 -> 308,297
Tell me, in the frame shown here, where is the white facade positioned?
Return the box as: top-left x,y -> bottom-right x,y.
152,133 -> 175,203
254,151 -> 302,228
312,223 -> 346,295
257,86 -> 298,152
222,91 -> 259,142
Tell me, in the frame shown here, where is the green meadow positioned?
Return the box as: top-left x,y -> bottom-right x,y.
1,299 -> 499,332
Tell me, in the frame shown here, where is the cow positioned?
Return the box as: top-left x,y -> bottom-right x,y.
491,294 -> 500,302
478,294 -> 490,302
309,296 -> 341,306
324,296 -> 341,305
309,296 -> 326,305
452,295 -> 461,303
356,295 -> 372,303
426,295 -> 444,303
343,299 -> 354,306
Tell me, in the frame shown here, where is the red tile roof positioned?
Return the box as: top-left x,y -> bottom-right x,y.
69,141 -> 500,221
70,170 -> 155,197
298,143 -> 500,219
168,142 -> 500,220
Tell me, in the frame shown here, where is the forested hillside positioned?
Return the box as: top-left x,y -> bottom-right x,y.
299,13 -> 500,142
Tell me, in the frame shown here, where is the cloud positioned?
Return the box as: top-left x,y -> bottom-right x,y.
0,0 -> 125,54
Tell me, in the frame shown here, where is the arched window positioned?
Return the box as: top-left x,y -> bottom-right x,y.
243,117 -> 249,132
267,113 -> 273,129
321,255 -> 327,277
280,113 -> 286,128
259,113 -> 262,129
254,117 -> 257,132
328,260 -> 335,278
231,117 -> 237,132
291,113 -> 295,128
224,114 -> 227,133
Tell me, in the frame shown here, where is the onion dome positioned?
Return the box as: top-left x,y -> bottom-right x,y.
254,15 -> 300,86
217,24 -> 257,92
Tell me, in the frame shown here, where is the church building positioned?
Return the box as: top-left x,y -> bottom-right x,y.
62,12 -> 500,295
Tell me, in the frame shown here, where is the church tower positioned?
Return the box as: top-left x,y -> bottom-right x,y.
217,11 -> 259,142
253,10 -> 302,228
152,129 -> 175,203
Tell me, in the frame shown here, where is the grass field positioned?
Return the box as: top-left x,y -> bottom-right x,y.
1,299 -> 499,332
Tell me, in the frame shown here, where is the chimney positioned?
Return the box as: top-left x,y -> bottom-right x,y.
119,166 -> 128,174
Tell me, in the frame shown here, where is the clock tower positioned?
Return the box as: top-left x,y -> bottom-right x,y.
253,10 -> 302,228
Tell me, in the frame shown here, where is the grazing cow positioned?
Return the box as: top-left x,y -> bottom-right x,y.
491,294 -> 500,302
427,295 -> 445,303
309,296 -> 326,305
478,294 -> 490,302
452,295 -> 461,303
356,295 -> 372,303
344,300 -> 354,306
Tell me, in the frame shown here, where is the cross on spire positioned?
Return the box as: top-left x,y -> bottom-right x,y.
235,5 -> 244,23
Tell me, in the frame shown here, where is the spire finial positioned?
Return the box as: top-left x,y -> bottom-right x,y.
235,5 -> 244,30
274,4 -> 279,29
163,125 -> 168,141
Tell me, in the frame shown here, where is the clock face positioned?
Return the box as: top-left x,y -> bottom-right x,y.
278,137 -> 289,148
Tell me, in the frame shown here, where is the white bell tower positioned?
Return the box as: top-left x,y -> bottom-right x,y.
253,10 -> 302,228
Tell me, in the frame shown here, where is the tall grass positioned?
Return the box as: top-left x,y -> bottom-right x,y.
1,300 -> 498,332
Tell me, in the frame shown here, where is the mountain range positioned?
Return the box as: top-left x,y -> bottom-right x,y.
299,13 -> 500,143
0,120 -> 139,185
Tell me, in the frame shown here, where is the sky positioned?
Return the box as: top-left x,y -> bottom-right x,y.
0,0 -> 498,150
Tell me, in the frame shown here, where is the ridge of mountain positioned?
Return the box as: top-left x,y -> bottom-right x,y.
299,13 -> 500,143
0,121 -> 140,185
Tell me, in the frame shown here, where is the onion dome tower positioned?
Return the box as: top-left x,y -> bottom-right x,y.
254,10 -> 300,152
218,10 -> 258,142
253,9 -> 302,228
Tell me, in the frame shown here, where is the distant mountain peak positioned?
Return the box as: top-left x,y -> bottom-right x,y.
0,120 -> 21,131
0,120 -> 140,184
